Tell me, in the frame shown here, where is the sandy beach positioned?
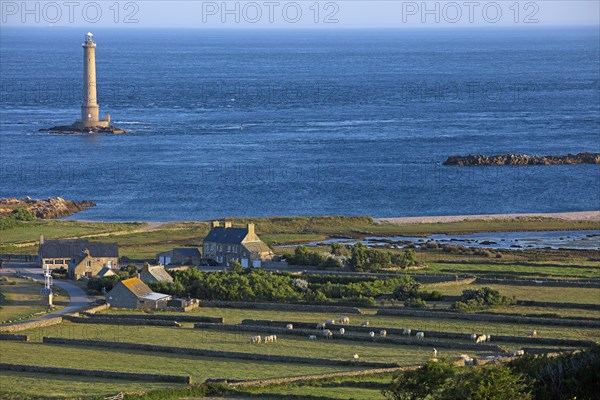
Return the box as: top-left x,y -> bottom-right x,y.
375,211 -> 600,225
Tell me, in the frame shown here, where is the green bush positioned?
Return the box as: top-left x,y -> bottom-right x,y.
417,290 -> 443,301
87,276 -> 121,293
404,298 -> 427,308
451,287 -> 515,311
392,276 -> 421,300
383,359 -> 532,400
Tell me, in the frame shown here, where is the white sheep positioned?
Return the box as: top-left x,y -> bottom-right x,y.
470,333 -> 477,342
432,348 -> 438,358
352,353 -> 359,359
360,320 -> 370,327
486,335 -> 491,342
403,328 -> 411,336
415,331 -> 425,340
316,322 -> 326,330
338,315 -> 350,324
528,330 -> 537,337
368,331 -> 375,338
323,329 -> 333,339
249,335 -> 262,344
286,324 -> 293,330
379,329 -> 387,337
511,350 -> 525,357
460,354 -> 474,365
476,335 -> 487,344
308,335 -> 317,340
339,328 -> 345,335
326,319 -> 335,325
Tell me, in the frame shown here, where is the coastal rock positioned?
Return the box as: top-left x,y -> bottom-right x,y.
0,197 -> 96,219
443,152 -> 600,166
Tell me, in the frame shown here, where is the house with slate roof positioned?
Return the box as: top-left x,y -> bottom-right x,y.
38,237 -> 119,280
140,263 -> 174,284
156,247 -> 201,266
106,277 -> 171,309
203,221 -> 273,268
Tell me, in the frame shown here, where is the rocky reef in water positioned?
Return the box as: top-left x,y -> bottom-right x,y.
41,125 -> 126,134
443,152 -> 600,166
0,197 -> 96,219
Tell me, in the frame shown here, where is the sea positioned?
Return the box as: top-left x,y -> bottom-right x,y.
0,27 -> 599,221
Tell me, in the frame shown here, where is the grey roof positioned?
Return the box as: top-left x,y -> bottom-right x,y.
173,248 -> 201,258
39,240 -> 118,259
203,227 -> 248,244
97,267 -> 116,277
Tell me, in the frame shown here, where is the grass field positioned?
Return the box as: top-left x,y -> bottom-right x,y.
0,277 -> 67,322
2,215 -> 599,259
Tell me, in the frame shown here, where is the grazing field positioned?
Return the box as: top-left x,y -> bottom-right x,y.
0,277 -> 67,322
431,283 -> 600,304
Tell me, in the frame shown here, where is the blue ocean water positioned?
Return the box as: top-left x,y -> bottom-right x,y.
0,27 -> 599,221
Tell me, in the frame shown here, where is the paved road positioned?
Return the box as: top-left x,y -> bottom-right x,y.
0,261 -> 90,324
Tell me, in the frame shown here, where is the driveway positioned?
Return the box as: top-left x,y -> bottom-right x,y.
0,261 -> 90,324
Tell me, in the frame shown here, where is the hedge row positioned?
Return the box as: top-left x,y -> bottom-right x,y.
0,333 -> 29,341
376,308 -> 600,328
85,313 -> 224,324
0,362 -> 191,384
193,322 -> 504,352
201,300 -> 363,314
42,337 -> 397,368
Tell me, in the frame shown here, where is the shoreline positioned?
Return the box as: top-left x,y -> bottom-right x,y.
64,211 -> 600,225
375,211 -> 600,226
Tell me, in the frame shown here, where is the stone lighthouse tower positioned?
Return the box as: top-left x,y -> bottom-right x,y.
73,33 -> 112,130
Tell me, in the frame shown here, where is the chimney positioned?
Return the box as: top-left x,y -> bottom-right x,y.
247,223 -> 255,236
224,221 -> 232,229
39,234 -> 45,245
211,221 -> 220,229
142,263 -> 150,272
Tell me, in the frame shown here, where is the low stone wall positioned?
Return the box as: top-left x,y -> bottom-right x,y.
85,313 -> 224,324
0,317 -> 63,333
194,322 -> 503,352
0,362 -> 191,384
475,277 -> 600,288
422,278 -> 476,288
376,308 -> 600,328
201,301 -> 362,314
228,366 -> 417,388
239,319 -> 594,348
85,304 -> 110,314
64,316 -> 180,327
42,337 -> 397,368
515,300 -> 600,311
0,333 -> 29,341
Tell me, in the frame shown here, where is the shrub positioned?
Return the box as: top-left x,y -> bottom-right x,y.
417,290 -> 443,301
452,287 -> 515,311
392,276 -> 421,300
404,298 -> 427,308
11,208 -> 35,221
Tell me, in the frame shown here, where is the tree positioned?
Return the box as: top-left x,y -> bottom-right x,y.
383,359 -> 532,400
400,250 -> 417,268
229,261 -> 244,274
392,276 -> 420,301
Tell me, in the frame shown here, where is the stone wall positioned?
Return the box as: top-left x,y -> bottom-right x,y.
85,304 -> 110,314
42,337 -> 397,368
228,366 -> 418,388
475,277 -> 600,288
0,362 -> 191,384
201,300 -> 362,314
0,333 -> 29,341
64,315 -> 180,327
515,300 -> 600,311
376,308 -> 600,328
193,322 -> 503,352
0,317 -> 62,333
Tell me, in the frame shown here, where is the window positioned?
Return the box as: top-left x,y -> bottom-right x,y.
86,261 -> 91,267
108,261 -> 113,268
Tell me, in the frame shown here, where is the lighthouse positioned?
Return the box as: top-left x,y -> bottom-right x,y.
73,32 -> 110,129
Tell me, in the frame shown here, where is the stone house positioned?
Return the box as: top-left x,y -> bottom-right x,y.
139,263 -> 174,284
38,238 -> 118,280
156,248 -> 201,266
203,221 -> 273,268
105,277 -> 171,309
